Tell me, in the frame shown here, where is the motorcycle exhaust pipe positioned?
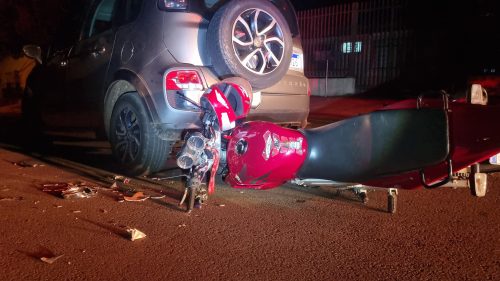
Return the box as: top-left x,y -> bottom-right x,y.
177,132 -> 207,169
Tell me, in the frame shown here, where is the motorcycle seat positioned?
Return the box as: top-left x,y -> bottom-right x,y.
297,109 -> 449,183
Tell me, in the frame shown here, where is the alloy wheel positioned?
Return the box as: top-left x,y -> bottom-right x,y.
232,8 -> 285,75
114,106 -> 141,163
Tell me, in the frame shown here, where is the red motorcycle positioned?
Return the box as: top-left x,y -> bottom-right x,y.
177,78 -> 500,212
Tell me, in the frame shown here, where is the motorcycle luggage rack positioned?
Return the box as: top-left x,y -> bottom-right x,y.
420,158 -> 453,189
417,90 -> 453,189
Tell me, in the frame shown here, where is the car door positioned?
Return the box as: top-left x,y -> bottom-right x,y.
63,0 -> 119,128
36,48 -> 70,126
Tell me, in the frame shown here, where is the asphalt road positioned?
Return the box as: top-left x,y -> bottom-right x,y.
0,103 -> 499,281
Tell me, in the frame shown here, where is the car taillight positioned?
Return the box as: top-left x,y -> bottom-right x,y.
165,70 -> 203,91
307,84 -> 311,96
158,0 -> 187,10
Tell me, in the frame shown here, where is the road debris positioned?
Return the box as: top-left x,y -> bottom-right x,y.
111,175 -> 131,184
127,228 -> 146,241
42,182 -> 97,199
178,223 -> 187,228
296,199 -> 307,203
216,204 -> 226,207
40,254 -> 64,264
149,174 -> 186,183
12,161 -> 44,168
53,205 -> 63,208
123,191 -> 149,202
71,210 -> 81,214
100,209 -> 108,213
150,194 -> 166,200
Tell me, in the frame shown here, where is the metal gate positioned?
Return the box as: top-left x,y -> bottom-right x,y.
297,0 -> 415,93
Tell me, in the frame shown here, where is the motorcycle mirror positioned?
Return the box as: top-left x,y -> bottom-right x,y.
468,84 -> 488,105
22,45 -> 42,64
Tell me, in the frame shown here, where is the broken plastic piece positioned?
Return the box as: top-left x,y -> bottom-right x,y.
42,182 -> 97,199
12,161 -> 40,168
127,228 -> 146,241
123,192 -> 149,202
62,186 -> 96,199
40,254 -> 64,264
112,175 -> 131,184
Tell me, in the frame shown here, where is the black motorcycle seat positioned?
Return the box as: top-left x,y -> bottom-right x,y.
297,109 -> 449,183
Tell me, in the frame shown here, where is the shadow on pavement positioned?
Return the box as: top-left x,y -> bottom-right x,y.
0,104 -> 183,203
283,184 -> 390,214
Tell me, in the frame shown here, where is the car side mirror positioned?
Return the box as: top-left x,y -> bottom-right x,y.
23,45 -> 42,64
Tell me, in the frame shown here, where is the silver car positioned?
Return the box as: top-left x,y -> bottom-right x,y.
22,0 -> 309,175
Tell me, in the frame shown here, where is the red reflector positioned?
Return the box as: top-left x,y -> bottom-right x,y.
165,70 -> 203,91
178,71 -> 200,84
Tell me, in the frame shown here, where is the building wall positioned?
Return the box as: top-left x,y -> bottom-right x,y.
297,0 -> 416,94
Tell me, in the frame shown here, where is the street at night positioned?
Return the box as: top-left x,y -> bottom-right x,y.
1,0 -> 499,280
0,100 -> 499,281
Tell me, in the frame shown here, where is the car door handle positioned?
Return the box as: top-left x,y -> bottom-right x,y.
89,46 -> 106,56
59,60 -> 69,67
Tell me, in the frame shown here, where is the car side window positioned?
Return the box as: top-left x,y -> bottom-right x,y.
205,0 -> 221,8
116,0 -> 143,27
88,0 -> 118,38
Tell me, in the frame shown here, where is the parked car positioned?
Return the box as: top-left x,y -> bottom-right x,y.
22,0 -> 309,175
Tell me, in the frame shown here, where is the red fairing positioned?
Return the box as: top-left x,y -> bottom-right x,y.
201,87 -> 237,131
226,121 -> 308,189
200,82 -> 252,131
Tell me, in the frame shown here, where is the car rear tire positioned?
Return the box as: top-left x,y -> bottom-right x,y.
109,92 -> 172,176
207,0 -> 293,90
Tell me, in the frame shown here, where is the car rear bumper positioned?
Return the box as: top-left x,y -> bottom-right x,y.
155,66 -> 309,132
247,93 -> 309,127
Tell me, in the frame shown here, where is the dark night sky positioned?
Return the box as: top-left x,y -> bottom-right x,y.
0,0 -> 497,72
